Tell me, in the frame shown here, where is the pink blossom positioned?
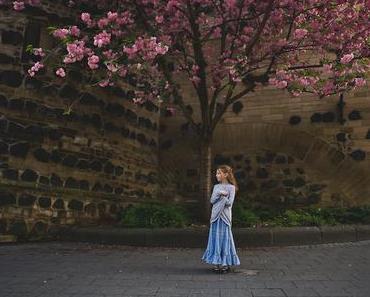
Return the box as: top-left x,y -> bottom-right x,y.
107,11 -> 118,21
88,55 -> 100,69
27,61 -> 44,77
93,31 -> 111,48
55,68 -> 66,77
81,12 -> 93,27
155,15 -> 164,23
33,47 -> 45,57
53,28 -> 69,39
13,1 -> 25,10
276,80 -> 288,89
64,40 -> 86,64
294,28 -> 308,39
340,53 -> 354,64
354,78 -> 366,87
69,26 -> 80,37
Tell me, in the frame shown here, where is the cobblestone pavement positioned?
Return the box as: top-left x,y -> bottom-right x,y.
0,240 -> 369,297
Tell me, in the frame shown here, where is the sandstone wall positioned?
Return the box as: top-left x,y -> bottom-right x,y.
0,5 -> 160,239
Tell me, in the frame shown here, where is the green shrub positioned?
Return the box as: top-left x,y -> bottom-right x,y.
233,204 -> 260,227
119,203 -> 189,228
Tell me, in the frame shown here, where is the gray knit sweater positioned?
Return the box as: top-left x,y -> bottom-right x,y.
210,183 -> 236,226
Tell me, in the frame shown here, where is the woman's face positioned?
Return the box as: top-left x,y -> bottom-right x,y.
216,169 -> 227,182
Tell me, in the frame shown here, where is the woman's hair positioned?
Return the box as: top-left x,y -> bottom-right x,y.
217,164 -> 239,192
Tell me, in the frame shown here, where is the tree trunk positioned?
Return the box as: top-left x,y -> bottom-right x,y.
199,138 -> 213,224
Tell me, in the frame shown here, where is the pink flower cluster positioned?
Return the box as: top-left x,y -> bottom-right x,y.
53,26 -> 80,39
12,0 -> 39,11
87,55 -> 99,69
32,47 -> 45,57
55,68 -> 66,77
28,61 -> 44,77
63,41 -> 88,64
123,37 -> 169,61
93,30 -> 111,48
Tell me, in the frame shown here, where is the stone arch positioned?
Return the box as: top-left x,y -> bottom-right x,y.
213,122 -> 370,206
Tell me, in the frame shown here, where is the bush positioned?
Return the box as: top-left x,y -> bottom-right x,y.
233,204 -> 260,227
119,203 -> 189,228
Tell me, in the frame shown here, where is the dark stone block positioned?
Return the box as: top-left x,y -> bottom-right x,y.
91,113 -> 102,129
53,199 -> 65,209
307,192 -> 321,203
186,169 -> 197,177
121,127 -> 130,137
0,116 -> 7,131
79,180 -> 89,190
68,70 -> 83,81
80,92 -> 99,105
65,177 -> 79,189
33,148 -> 50,162
0,94 -> 8,107
62,155 -> 78,167
234,170 -> 246,180
275,154 -> 287,164
348,110 -> 361,120
256,155 -> 267,164
8,98 -> 25,110
50,173 -> 63,187
21,169 -> 38,182
0,219 -> 6,233
350,149 -> 366,161
289,115 -> 301,125
40,85 -> 58,97
283,168 -> 290,175
245,181 -> 257,191
115,187 -> 123,195
8,121 -> 25,137
9,142 -> 29,158
296,167 -> 305,174
59,84 -> 79,99
336,132 -> 347,142
50,150 -> 62,163
90,160 -> 102,171
0,70 -> 23,87
48,129 -> 63,141
68,199 -> 83,211
233,154 -> 243,161
0,191 -> 16,206
76,159 -> 89,170
2,168 -> 18,180
149,139 -> 157,147
104,121 -> 120,133
283,179 -> 294,187
366,129 -> 370,140
92,182 -> 103,192
0,141 -> 8,154
126,89 -> 135,100
256,168 -> 268,178
261,179 -> 279,191
137,133 -> 147,145
294,177 -> 306,188
310,112 -> 322,123
38,196 -> 51,208
214,154 -> 231,165
126,109 -> 138,123
110,204 -> 118,214
114,166 -> 124,176
24,125 -> 44,142
111,86 -> 126,98
308,184 -> 326,192
0,53 -> 14,64
39,176 -> 49,185
85,203 -> 96,216
272,226 -> 321,246
31,221 -> 47,236
9,220 -> 28,239
103,184 -> 113,193
322,111 -> 335,123
106,103 -> 125,117
24,100 -> 38,113
104,161 -> 114,174
145,100 -> 158,112
24,77 -> 43,90
232,101 -> 243,114
129,131 -> 136,139
2,30 -> 23,45
18,193 -> 36,206
161,139 -> 172,150
320,225 -> 356,243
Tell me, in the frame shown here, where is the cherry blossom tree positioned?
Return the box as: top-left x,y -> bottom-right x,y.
4,0 -> 370,222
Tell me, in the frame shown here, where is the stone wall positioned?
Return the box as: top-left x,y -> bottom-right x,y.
159,79 -> 370,210
0,5 -> 160,239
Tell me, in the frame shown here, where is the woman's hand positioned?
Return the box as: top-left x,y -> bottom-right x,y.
219,190 -> 228,196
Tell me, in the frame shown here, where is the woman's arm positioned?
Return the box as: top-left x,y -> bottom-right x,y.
210,185 -> 221,204
224,186 -> 236,207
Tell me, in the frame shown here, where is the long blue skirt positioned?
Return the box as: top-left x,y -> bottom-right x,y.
201,217 -> 241,266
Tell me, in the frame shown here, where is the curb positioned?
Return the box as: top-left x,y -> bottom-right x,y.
47,224 -> 370,248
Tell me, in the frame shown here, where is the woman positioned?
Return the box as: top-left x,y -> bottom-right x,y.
201,164 -> 241,273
